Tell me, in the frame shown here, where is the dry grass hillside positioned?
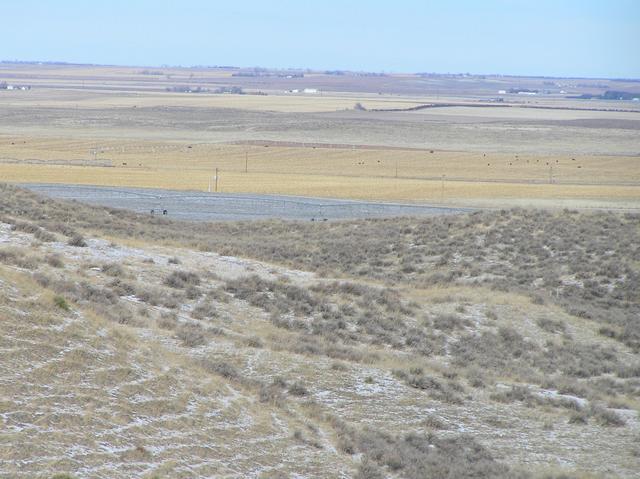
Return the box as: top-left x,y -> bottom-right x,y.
1,184 -> 639,478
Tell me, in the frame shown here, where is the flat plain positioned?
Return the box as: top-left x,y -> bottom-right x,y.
1,63 -> 639,209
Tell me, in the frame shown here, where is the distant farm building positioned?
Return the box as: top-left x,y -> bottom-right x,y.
285,88 -> 320,94
0,83 -> 31,91
508,88 -> 539,95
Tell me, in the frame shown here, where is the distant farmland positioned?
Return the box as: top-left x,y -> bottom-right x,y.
1,136 -> 638,208
0,63 -> 639,208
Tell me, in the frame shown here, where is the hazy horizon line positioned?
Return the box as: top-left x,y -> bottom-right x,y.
2,58 -> 639,82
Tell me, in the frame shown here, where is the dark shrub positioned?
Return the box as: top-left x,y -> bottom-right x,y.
68,234 -> 87,247
288,381 -> 309,396
165,270 -> 201,289
54,295 -> 70,311
176,323 -> 206,347
102,262 -> 125,277
45,254 -> 64,268
202,360 -> 240,380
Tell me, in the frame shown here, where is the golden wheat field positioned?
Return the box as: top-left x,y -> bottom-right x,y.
1,135 -> 639,206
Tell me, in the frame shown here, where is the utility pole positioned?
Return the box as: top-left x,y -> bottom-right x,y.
395,159 -> 398,178
441,174 -> 445,202
245,150 -> 248,173
215,168 -> 219,192
549,165 -> 553,184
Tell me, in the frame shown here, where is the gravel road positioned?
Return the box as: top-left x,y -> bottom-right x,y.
22,184 -> 472,221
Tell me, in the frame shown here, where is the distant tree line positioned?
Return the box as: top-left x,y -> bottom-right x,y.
508,88 -> 539,94
418,72 -> 483,79
165,85 -> 209,93
601,90 -> 640,100
569,90 -> 640,100
232,68 -> 304,78
164,85 -> 253,95
213,86 -> 244,94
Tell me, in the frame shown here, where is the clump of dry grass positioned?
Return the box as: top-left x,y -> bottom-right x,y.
201,360 -> 240,380
45,253 -> 64,268
192,301 -> 217,320
288,380 -> 309,397
10,220 -> 56,242
101,262 -> 126,277
135,284 -> 183,308
164,270 -> 201,289
107,278 -> 136,297
0,247 -> 39,270
431,313 -> 472,332
224,275 -> 440,357
68,234 -> 87,247
32,271 -> 140,325
176,323 -> 206,347
157,311 -> 178,329
393,368 -> 465,404
241,335 -> 264,348
421,415 -> 448,430
536,317 -> 568,335
344,427 -> 519,479
452,322 -> 626,396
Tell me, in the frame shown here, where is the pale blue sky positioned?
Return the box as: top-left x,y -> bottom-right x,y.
1,0 -> 638,78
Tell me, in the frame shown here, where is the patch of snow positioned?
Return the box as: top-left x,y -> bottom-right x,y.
536,388 -> 588,408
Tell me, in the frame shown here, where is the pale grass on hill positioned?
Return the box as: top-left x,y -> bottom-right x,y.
1,191 -> 639,477
0,262 -> 355,477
